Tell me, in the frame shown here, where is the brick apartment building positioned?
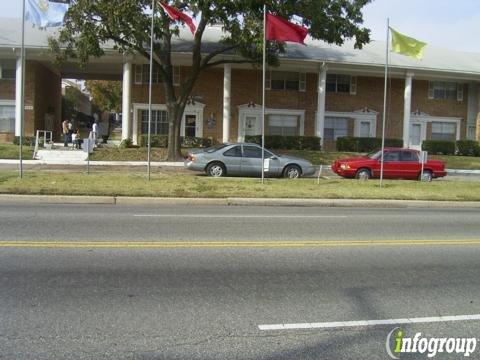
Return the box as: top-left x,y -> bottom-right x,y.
1,20 -> 479,150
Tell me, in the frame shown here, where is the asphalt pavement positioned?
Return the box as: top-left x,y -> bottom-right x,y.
1,203 -> 480,359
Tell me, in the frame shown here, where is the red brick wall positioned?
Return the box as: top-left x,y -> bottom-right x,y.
130,67 -> 470,144
0,61 -> 61,142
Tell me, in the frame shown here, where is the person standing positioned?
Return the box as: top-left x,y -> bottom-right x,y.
91,121 -> 98,145
62,119 -> 69,147
67,119 -> 73,146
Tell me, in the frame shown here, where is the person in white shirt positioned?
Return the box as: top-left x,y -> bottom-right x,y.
91,121 -> 98,144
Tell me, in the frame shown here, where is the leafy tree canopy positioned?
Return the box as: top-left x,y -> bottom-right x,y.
50,0 -> 371,160
85,80 -> 122,113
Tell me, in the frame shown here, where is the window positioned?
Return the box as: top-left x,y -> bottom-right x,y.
173,66 -> 181,86
0,104 -> 15,132
359,121 -> 371,137
135,65 -> 181,84
0,60 -> 16,80
384,151 -> 400,162
141,110 -> 168,135
326,74 -> 351,93
223,146 -> 242,157
401,151 -> 419,162
267,71 -> 305,91
431,122 -> 456,141
268,115 -> 298,136
467,126 -> 476,140
324,117 -> 348,140
429,81 -> 458,100
243,146 -> 262,158
242,146 -> 273,158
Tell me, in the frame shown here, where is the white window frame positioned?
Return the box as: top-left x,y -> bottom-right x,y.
411,112 -> 461,148
132,102 -> 205,144
324,117 -> 349,141
0,60 -> 16,80
265,71 -> 306,92
134,65 -> 180,85
0,100 -> 16,133
317,109 -> 377,140
237,104 -> 305,142
431,122 -> 457,141
428,81 -> 463,101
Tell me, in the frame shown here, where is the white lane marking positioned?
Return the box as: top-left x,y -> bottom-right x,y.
134,214 -> 348,218
258,314 -> 480,331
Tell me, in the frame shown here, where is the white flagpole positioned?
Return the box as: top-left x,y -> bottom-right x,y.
147,0 -> 155,181
380,18 -> 389,187
261,4 -> 266,184
19,0 -> 26,179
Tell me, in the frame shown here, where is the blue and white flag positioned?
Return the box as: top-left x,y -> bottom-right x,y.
25,0 -> 69,28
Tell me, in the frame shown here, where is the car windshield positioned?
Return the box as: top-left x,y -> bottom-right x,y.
367,149 -> 382,160
204,144 -> 228,153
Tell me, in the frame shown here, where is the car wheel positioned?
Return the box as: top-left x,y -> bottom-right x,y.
283,165 -> 301,179
206,162 -> 226,177
355,168 -> 371,180
419,170 -> 433,182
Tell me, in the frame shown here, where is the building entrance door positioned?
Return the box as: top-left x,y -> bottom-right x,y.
410,123 -> 422,150
184,115 -> 197,137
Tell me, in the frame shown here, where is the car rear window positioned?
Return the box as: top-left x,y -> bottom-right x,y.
223,146 -> 242,157
204,144 -> 228,153
401,151 -> 419,162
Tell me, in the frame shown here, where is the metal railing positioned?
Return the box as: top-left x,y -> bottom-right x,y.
33,130 -> 53,159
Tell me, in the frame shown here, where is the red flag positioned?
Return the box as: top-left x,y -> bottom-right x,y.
159,2 -> 196,35
266,13 -> 308,44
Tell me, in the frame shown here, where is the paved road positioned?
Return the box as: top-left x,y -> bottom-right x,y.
1,203 -> 480,241
1,204 -> 480,359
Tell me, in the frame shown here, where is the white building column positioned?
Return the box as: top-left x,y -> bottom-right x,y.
316,64 -> 327,147
15,56 -> 23,136
222,64 -> 231,143
403,71 -> 414,148
121,60 -> 132,140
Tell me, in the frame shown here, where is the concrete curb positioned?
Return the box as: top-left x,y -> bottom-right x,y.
0,194 -> 115,204
2,194 -> 480,208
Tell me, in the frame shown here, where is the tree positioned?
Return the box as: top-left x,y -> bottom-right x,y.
50,0 -> 371,161
85,80 -> 122,113
62,85 -> 84,120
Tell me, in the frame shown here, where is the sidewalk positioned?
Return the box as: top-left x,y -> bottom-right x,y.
0,159 -> 185,167
1,194 -> 480,208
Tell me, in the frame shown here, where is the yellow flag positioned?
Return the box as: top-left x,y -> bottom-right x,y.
390,28 -> 427,60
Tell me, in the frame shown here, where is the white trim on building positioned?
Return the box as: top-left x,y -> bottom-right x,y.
132,102 -> 205,145
237,103 -> 305,142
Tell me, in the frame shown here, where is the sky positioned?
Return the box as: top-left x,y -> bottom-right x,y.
1,0 -> 480,53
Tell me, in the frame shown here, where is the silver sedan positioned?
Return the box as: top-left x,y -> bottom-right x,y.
184,143 -> 316,178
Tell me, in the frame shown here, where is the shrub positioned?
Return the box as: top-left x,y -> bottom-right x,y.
181,137 -> 213,148
299,136 -> 321,150
244,135 -> 321,150
456,140 -> 480,156
119,138 -> 133,149
422,140 -> 456,155
13,136 -> 36,146
336,137 -> 403,152
336,137 -> 357,152
139,135 -> 168,148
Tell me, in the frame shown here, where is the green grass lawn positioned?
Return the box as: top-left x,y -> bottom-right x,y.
1,171 -> 480,201
0,144 -> 34,160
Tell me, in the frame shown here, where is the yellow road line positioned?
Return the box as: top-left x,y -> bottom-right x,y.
1,239 -> 480,248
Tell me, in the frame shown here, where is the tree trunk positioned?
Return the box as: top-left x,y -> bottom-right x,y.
167,103 -> 184,161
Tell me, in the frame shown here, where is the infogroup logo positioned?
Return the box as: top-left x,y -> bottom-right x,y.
386,327 -> 477,358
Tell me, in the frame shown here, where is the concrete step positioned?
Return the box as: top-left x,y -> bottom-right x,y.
36,149 -> 88,162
